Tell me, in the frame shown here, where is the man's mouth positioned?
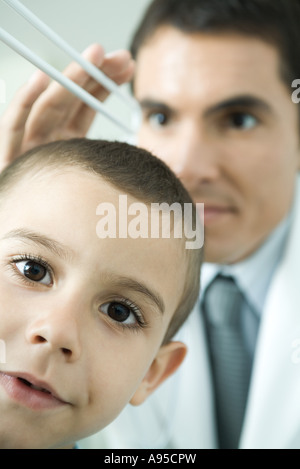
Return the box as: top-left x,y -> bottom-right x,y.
203,204 -> 236,225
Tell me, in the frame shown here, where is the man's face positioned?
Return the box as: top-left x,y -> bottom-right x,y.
0,168 -> 185,448
135,26 -> 300,264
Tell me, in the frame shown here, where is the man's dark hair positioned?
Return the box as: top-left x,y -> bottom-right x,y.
0,138 -> 202,343
130,0 -> 300,92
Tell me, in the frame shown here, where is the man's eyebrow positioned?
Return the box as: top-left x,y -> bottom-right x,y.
2,229 -> 75,260
204,95 -> 273,118
139,99 -> 173,114
108,275 -> 165,314
139,95 -> 272,119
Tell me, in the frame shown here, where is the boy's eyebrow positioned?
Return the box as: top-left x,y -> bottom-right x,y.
108,275 -> 165,314
2,228 -> 75,261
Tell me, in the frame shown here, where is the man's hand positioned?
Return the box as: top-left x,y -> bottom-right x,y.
0,43 -> 135,172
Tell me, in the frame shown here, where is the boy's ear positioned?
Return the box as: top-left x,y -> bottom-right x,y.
130,341 -> 187,406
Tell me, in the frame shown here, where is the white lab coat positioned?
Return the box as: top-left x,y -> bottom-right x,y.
80,182 -> 300,450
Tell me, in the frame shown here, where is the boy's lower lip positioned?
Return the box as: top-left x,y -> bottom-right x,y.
0,372 -> 68,410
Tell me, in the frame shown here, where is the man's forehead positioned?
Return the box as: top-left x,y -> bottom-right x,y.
135,28 -> 289,111
136,27 -> 282,84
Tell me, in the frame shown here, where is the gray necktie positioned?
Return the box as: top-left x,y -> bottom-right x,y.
202,275 -> 252,449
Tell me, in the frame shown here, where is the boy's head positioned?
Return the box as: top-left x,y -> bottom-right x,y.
0,138 -> 202,449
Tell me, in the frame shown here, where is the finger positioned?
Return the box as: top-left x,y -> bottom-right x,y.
63,49 -> 135,120
0,71 -> 50,168
35,48 -> 135,139
43,43 -> 106,106
101,49 -> 134,79
25,44 -> 106,141
1,70 -> 50,132
26,46 -> 134,143
69,60 -> 135,136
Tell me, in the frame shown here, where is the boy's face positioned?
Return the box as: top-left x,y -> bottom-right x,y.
0,167 -> 185,449
135,27 -> 300,264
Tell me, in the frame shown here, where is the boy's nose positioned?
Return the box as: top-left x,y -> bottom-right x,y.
25,302 -> 83,362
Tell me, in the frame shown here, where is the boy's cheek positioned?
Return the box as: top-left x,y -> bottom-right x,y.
0,281 -> 28,336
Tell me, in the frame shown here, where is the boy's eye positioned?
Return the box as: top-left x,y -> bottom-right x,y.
100,301 -> 140,326
15,260 -> 52,285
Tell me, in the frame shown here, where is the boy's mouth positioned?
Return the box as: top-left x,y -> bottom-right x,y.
17,377 -> 52,394
0,371 -> 70,410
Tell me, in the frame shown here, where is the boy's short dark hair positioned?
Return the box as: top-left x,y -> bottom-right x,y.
130,0 -> 300,95
0,138 -> 203,343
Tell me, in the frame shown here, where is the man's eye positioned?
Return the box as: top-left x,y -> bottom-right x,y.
227,112 -> 258,130
15,260 -> 52,285
100,301 -> 143,327
148,112 -> 169,127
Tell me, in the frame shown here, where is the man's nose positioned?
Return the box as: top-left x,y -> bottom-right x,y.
171,126 -> 221,190
25,296 -> 83,362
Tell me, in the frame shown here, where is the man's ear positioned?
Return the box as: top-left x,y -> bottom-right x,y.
130,341 -> 187,406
